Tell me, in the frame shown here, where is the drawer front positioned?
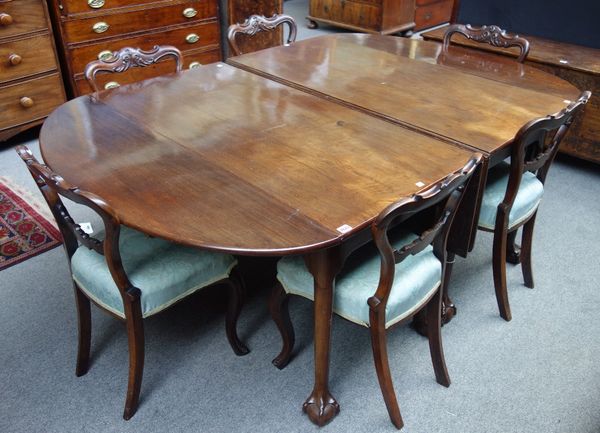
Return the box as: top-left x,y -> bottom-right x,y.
310,0 -> 381,31
0,0 -> 47,39
0,73 -> 65,130
74,48 -> 221,94
69,21 -> 220,73
0,34 -> 58,84
63,0 -> 217,44
414,0 -> 453,30
63,0 -> 190,15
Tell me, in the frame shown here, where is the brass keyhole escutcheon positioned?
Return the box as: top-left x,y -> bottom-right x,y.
88,0 -> 105,9
92,22 -> 109,33
186,33 -> 200,44
104,81 -> 120,90
183,8 -> 197,18
97,50 -> 113,61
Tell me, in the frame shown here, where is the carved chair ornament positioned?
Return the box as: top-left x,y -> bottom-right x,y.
443,24 -> 531,63
84,45 -> 183,93
227,14 -> 298,56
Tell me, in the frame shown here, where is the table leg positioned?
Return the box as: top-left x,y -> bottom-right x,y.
303,248 -> 343,426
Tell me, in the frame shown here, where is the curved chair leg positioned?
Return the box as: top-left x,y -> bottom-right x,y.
369,317 -> 403,429
520,213 -> 537,289
123,296 -> 144,421
269,282 -> 295,369
225,270 -> 250,356
426,288 -> 450,387
493,225 -> 512,321
73,283 -> 91,377
506,229 -> 521,264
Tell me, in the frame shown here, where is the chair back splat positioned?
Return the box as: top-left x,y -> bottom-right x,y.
442,24 -> 530,62
84,45 -> 183,93
227,14 -> 297,56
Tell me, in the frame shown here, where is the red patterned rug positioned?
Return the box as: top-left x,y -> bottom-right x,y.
0,176 -> 62,271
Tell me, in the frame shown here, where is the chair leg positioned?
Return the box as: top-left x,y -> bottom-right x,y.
225,270 -> 250,356
73,283 -> 91,377
506,229 -> 521,264
426,288 -> 450,387
123,296 -> 144,421
520,213 -> 537,289
492,225 -> 512,321
369,317 -> 403,429
269,282 -> 295,369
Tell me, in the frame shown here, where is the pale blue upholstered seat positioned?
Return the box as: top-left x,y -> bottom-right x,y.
277,230 -> 442,329
71,226 -> 237,318
478,162 -> 544,230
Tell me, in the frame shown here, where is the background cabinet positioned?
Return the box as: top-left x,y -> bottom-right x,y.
0,0 -> 66,141
48,0 -> 223,96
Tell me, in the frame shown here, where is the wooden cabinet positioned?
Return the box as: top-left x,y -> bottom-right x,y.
306,0 -> 456,35
0,0 -> 66,141
414,0 -> 454,31
48,0 -> 223,97
307,0 -> 415,35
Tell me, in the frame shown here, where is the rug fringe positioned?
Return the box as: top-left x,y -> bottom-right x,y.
0,176 -> 59,229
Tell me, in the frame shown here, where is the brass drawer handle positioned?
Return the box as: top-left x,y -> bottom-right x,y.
97,50 -> 113,61
92,22 -> 109,34
88,0 -> 105,8
104,81 -> 120,90
8,53 -> 22,66
189,61 -> 201,69
20,97 -> 34,108
0,13 -> 13,26
185,33 -> 199,44
183,7 -> 197,18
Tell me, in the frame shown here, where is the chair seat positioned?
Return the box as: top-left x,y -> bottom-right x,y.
277,230 -> 442,328
478,162 -> 544,230
71,226 -> 237,318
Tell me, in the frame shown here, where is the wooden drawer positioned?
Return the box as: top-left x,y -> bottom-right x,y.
0,33 -> 57,84
69,20 -> 220,73
0,0 -> 47,39
74,47 -> 221,93
415,0 -> 452,30
0,73 -> 65,130
63,0 -> 217,44
310,0 -> 381,31
63,0 -> 183,15
415,0 -> 441,5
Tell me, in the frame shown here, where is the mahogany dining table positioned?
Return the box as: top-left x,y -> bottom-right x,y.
38,34 -> 579,427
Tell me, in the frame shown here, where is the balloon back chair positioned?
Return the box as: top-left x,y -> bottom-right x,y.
227,14 -> 297,56
16,145 -> 249,420
270,154 -> 482,429
477,91 -> 590,321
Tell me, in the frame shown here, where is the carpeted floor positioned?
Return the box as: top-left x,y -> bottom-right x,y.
1,2 -> 600,432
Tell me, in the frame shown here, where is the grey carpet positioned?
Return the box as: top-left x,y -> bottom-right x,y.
1,3 -> 599,430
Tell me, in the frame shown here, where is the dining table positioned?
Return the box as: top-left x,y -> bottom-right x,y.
38,33 -> 580,427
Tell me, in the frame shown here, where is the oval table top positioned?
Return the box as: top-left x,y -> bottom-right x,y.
228,34 -> 582,157
39,62 -> 475,255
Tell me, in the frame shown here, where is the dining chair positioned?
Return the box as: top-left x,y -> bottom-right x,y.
227,14 -> 297,56
270,155 -> 482,429
84,45 -> 182,92
442,24 -> 530,62
16,145 -> 249,420
478,91 -> 590,321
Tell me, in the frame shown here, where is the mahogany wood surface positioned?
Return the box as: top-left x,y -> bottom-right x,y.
228,34 -> 580,157
39,63 -> 474,255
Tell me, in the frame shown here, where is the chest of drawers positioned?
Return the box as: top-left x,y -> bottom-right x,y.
48,0 -> 223,96
0,0 -> 66,141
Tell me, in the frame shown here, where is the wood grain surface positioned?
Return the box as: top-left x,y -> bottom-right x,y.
39,63 -> 474,255
228,34 -> 581,155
